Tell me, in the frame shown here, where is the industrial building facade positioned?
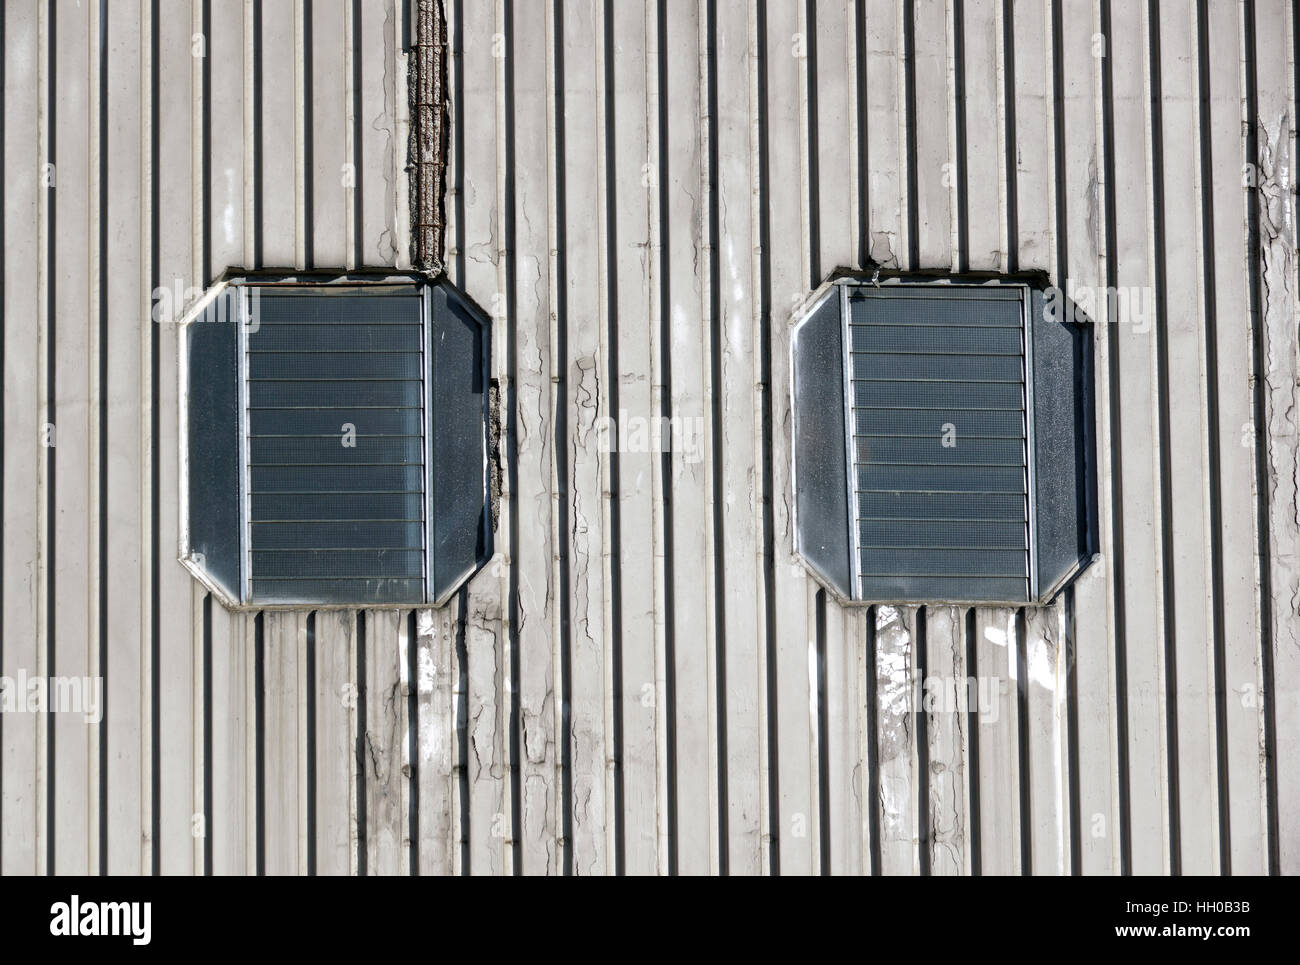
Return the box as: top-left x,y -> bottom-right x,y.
0,0 -> 1296,875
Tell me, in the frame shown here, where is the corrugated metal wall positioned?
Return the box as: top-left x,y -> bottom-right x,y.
1,0 -> 1296,876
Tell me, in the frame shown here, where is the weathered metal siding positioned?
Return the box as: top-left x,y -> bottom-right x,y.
1,0 -> 1296,875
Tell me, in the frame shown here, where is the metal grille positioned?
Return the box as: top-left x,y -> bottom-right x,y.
847,287 -> 1031,602
243,288 -> 427,604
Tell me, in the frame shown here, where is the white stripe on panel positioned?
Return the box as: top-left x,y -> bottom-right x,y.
358,0 -> 399,266
415,607 -> 456,875
1110,0 -> 1171,875
925,606 -> 971,876
764,0 -> 816,878
260,0 -> 296,266
1206,0 -> 1267,876
209,605 -> 250,874
662,0 -> 714,877
311,0 -> 348,268
1,0 -> 42,878
104,0 -> 148,877
912,0 -> 952,270
1059,0 -> 1121,877
363,609 -> 411,875
51,0 -> 93,876
606,0 -> 661,877
560,0 -> 611,877
974,607 -> 1021,874
1156,0 -> 1221,875
1023,602 -> 1070,874
210,0 -> 246,278
962,0 -> 1004,271
314,610 -> 355,875
454,0 -> 508,877
876,604 -> 919,875
261,611 -> 306,874
511,0 -> 559,877
864,0 -> 905,268
713,0 -> 765,877
156,0 -> 199,876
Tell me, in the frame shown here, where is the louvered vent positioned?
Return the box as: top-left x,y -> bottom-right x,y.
846,287 -> 1031,603
243,288 -> 427,604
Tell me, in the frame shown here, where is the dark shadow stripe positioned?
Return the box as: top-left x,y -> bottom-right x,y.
454,588 -> 471,873
1014,607 -> 1031,874
1241,0 -> 1280,876
97,0 -> 109,877
149,0 -> 161,878
654,0 -> 679,877
865,606 -> 882,875
1001,0 -> 1018,270
45,0 -> 58,878
0,0 -> 7,873
351,0 -> 363,264
407,610 -> 419,875
1097,0 -> 1132,875
916,607 -> 930,876
1048,0 -> 1081,875
254,611 -> 265,875
502,0 -> 521,877
1194,0 -> 1231,875
548,0 -> 573,877
303,0 -> 314,268
953,0 -> 969,273
1145,0 -> 1181,875
452,0 -> 465,284
854,0 -> 868,268
804,0 -> 819,286
964,607 -> 981,876
755,0 -> 780,877
305,611 -> 316,875
354,609 -> 367,874
704,0 -> 729,874
901,0 -> 918,270
252,0 -> 263,266
814,590 -> 829,875
201,0 -> 211,284
600,0 -> 625,876
202,595 -> 213,875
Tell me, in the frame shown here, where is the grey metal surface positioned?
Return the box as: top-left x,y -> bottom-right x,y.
184,305 -> 241,600
426,282 -> 490,604
791,290 -> 853,598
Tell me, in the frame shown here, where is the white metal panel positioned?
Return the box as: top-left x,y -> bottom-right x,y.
0,0 -> 1294,877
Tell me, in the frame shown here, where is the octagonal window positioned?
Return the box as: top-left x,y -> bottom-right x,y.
180,273 -> 490,607
791,274 -> 1097,605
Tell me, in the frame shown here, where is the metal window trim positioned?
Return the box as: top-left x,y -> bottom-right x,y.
786,281 -> 845,600
1020,285 -> 1040,602
426,280 -> 495,608
238,285 -> 253,605
180,272 -> 493,610
422,282 -> 435,604
840,281 -> 862,597
176,277 -> 245,610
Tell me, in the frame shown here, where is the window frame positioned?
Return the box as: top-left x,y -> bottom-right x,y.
790,270 -> 1097,607
178,269 -> 491,610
